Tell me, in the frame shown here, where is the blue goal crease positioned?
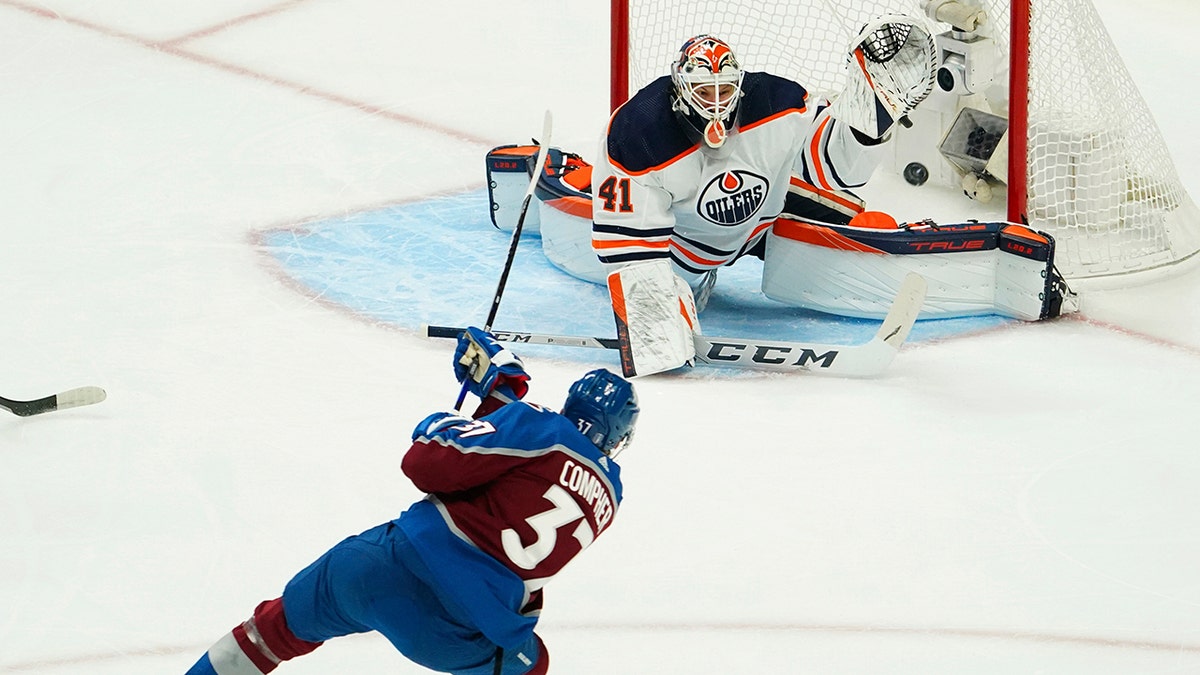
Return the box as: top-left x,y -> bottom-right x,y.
259,189 -> 1011,362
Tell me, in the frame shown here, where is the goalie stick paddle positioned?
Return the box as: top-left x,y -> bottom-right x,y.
455,110 -> 553,409
1,386 -> 107,417
692,271 -> 927,376
428,272 -> 928,377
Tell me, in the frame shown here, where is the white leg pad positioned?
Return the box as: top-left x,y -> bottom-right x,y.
761,226 -> 1052,321
994,248 -> 1053,321
607,260 -> 698,376
762,236 -> 998,318
540,201 -> 608,284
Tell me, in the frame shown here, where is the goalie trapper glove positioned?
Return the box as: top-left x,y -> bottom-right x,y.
829,14 -> 937,139
453,326 -> 530,400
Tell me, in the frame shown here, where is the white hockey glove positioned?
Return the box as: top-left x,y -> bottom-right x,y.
829,14 -> 938,139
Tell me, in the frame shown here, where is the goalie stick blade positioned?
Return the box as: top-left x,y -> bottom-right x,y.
694,334 -> 894,376
874,272 -> 927,349
695,272 -> 927,377
0,386 -> 107,417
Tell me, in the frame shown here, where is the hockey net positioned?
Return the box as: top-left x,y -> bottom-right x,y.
611,0 -> 1200,280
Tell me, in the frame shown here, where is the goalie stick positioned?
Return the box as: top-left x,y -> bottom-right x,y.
455,110 -> 553,409
1,386 -> 107,417
429,273 -> 927,377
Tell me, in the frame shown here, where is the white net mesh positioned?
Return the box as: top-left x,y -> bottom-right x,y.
622,0 -> 1200,279
627,1 -> 936,101
1023,0 -> 1200,276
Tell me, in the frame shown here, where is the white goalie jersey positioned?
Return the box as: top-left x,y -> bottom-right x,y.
590,72 -> 887,287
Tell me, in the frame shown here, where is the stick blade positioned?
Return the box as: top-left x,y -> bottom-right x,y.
1,386 -> 108,417
874,272 -> 928,349
54,386 -> 108,411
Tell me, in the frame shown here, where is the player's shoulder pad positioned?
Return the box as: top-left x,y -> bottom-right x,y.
493,402 -> 609,455
606,76 -> 696,175
432,401 -> 563,457
472,400 -> 541,423
737,71 -> 810,127
477,400 -> 564,437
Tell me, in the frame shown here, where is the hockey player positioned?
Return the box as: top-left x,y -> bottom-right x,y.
523,21 -> 1070,376
592,33 -> 905,291
540,23 -> 939,303
185,327 -> 639,675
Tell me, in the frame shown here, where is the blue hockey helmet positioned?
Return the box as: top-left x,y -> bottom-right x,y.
562,369 -> 640,456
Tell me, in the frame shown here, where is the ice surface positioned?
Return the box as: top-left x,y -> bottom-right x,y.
2,1 -> 1199,673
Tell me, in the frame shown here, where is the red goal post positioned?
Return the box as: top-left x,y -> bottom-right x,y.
609,0 -> 1200,281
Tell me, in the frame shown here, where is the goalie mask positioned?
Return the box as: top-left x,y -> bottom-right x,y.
562,369 -> 640,457
671,34 -> 745,149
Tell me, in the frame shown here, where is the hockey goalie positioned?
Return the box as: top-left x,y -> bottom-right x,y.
484,16 -> 1074,376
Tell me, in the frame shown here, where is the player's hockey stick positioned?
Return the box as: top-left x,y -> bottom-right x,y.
0,386 -> 107,417
429,273 -> 927,377
455,110 -> 553,409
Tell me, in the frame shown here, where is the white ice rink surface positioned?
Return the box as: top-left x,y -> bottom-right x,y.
3,1 -> 1200,673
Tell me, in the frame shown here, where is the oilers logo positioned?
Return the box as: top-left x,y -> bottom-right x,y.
697,170 -> 768,226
